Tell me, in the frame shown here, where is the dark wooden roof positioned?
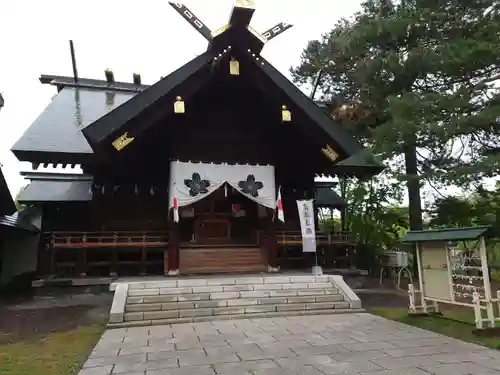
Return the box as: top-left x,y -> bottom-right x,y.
11,72 -> 354,166
0,166 -> 15,216
80,26 -> 370,164
12,22 -> 383,176
82,50 -> 216,147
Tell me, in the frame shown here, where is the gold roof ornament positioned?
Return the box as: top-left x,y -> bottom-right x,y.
281,105 -> 291,122
229,58 -> 240,75
236,0 -> 256,9
112,132 -> 135,151
321,145 -> 339,162
174,96 -> 185,114
247,25 -> 267,43
212,23 -> 231,38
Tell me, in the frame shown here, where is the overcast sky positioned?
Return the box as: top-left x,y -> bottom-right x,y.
0,0 -> 366,197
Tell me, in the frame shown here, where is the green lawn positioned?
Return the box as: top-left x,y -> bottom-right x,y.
369,307 -> 500,350
0,323 -> 105,375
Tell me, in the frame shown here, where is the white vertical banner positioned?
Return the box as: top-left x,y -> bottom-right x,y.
296,199 -> 316,252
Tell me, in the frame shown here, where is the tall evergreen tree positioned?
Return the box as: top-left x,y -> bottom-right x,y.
292,0 -> 500,230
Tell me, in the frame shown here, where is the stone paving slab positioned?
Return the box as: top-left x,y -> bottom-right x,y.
78,313 -> 500,375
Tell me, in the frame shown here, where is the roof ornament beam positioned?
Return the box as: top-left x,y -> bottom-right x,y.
169,1 -> 292,48
168,2 -> 212,41
261,22 -> 293,41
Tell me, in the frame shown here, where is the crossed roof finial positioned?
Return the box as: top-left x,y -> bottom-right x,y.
168,1 -> 293,45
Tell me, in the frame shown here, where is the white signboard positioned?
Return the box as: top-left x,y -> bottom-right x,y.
296,199 -> 316,252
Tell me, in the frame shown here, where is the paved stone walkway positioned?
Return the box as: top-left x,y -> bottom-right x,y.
80,313 -> 500,375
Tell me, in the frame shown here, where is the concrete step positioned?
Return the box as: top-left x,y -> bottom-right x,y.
123,300 -> 351,322
108,275 -> 363,327
126,287 -> 340,304
108,308 -> 366,328
122,275 -> 333,291
127,283 -> 338,296
125,293 -> 344,312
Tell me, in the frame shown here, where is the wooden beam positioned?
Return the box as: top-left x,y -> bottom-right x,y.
169,2 -> 212,41
261,22 -> 293,41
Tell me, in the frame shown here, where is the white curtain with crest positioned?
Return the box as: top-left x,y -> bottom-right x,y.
168,160 -> 276,210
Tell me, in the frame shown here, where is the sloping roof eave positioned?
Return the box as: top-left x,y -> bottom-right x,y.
17,180 -> 93,204
81,49 -> 217,149
253,55 -> 365,157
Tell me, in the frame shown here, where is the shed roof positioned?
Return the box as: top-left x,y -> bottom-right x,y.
17,180 -> 93,204
333,150 -> 385,177
402,226 -> 493,243
315,186 -> 346,208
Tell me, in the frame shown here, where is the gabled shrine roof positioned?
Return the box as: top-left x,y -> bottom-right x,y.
11,72 -> 339,164
80,45 -> 366,160
11,1 -> 384,177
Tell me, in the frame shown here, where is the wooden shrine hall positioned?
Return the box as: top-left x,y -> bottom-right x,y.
10,1 -> 383,278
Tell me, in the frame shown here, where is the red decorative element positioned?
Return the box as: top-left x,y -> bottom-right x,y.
276,186 -> 284,223
173,196 -> 179,223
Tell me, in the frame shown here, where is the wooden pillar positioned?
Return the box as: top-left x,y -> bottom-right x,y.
48,235 -> 55,275
77,249 -> 87,277
265,207 -> 279,272
109,233 -> 118,277
166,214 -> 180,276
140,247 -> 147,276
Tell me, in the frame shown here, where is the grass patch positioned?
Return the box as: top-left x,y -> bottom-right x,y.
0,323 -> 105,375
368,307 -> 500,350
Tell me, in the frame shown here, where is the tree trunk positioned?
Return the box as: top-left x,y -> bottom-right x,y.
404,145 -> 423,231
404,144 -> 422,278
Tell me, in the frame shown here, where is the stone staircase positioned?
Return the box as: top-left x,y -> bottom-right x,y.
108,275 -> 363,328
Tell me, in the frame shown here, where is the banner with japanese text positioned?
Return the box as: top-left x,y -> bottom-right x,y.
296,199 -> 316,252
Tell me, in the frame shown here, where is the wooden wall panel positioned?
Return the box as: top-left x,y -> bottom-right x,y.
179,247 -> 266,274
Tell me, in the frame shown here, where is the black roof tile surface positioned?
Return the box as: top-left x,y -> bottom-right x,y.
17,180 -> 92,203
315,186 -> 346,208
11,87 -> 136,155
